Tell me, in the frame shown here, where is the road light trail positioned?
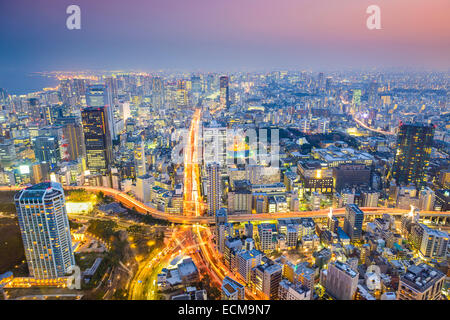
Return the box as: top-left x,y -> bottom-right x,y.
352,113 -> 395,135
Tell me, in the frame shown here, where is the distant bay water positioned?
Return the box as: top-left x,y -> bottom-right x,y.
0,71 -> 59,95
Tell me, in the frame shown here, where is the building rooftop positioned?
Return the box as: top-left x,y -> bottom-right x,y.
15,182 -> 64,201
333,260 -> 358,278
401,263 -> 445,292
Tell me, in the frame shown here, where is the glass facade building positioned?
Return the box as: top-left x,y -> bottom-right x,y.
391,122 -> 435,187
14,182 -> 75,279
81,106 -> 112,175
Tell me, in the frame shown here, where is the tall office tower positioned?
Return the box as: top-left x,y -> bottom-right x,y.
72,78 -> 87,103
81,106 -> 112,175
32,135 -> 60,169
59,79 -> 72,105
317,72 -> 324,85
151,77 -> 164,109
104,77 -> 118,101
397,264 -> 445,300
191,75 -> 202,94
222,276 -> 245,300
202,122 -> 227,167
219,76 -> 230,109
61,120 -> 84,161
28,98 -> 43,122
206,74 -> 215,93
215,207 -> 228,253
391,122 -> 434,187
14,182 -> 75,279
176,80 -> 188,107
86,84 -> 115,140
252,263 -> 283,299
134,137 -> 146,177
325,261 -> 359,300
325,77 -> 332,93
207,163 -> 221,216
343,204 -> 364,241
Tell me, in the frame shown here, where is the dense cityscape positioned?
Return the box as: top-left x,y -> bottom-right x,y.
0,70 -> 448,302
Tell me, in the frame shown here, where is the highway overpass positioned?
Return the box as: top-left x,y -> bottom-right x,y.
2,185 -> 449,225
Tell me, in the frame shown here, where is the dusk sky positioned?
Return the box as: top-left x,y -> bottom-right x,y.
1,0 -> 449,92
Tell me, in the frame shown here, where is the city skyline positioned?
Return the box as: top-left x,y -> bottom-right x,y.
0,0 -> 448,304
1,0 -> 450,94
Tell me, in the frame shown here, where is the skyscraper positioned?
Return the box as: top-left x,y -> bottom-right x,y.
202,122 -> 227,167
32,135 -> 60,169
191,75 -> 202,94
207,162 -> 221,216
391,122 -> 435,187
219,76 -> 230,109
343,204 -> 364,241
134,136 -> 146,177
215,207 -> 228,253
61,119 -> 84,161
81,106 -> 112,175
86,84 -> 115,140
14,182 -> 75,279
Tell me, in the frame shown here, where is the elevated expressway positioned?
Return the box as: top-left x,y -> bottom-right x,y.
2,185 -> 448,225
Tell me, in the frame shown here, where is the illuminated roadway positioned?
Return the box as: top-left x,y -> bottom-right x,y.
1,108 -> 448,300
352,113 -> 395,136
1,186 -> 448,224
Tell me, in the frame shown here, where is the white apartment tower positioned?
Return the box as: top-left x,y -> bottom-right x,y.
14,182 -> 75,279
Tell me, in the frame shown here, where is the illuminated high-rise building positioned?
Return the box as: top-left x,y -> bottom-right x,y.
81,106 -> 112,175
14,182 -> 75,279
202,121 -> 227,167
219,76 -> 230,109
207,162 -> 221,216
86,84 -> 115,140
134,137 -> 146,177
32,135 -> 60,169
343,204 -> 364,241
391,122 -> 434,187
61,119 -> 84,161
151,77 -> 164,109
215,207 -> 228,253
191,75 -> 202,94
206,74 -> 215,93
176,80 -> 188,107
